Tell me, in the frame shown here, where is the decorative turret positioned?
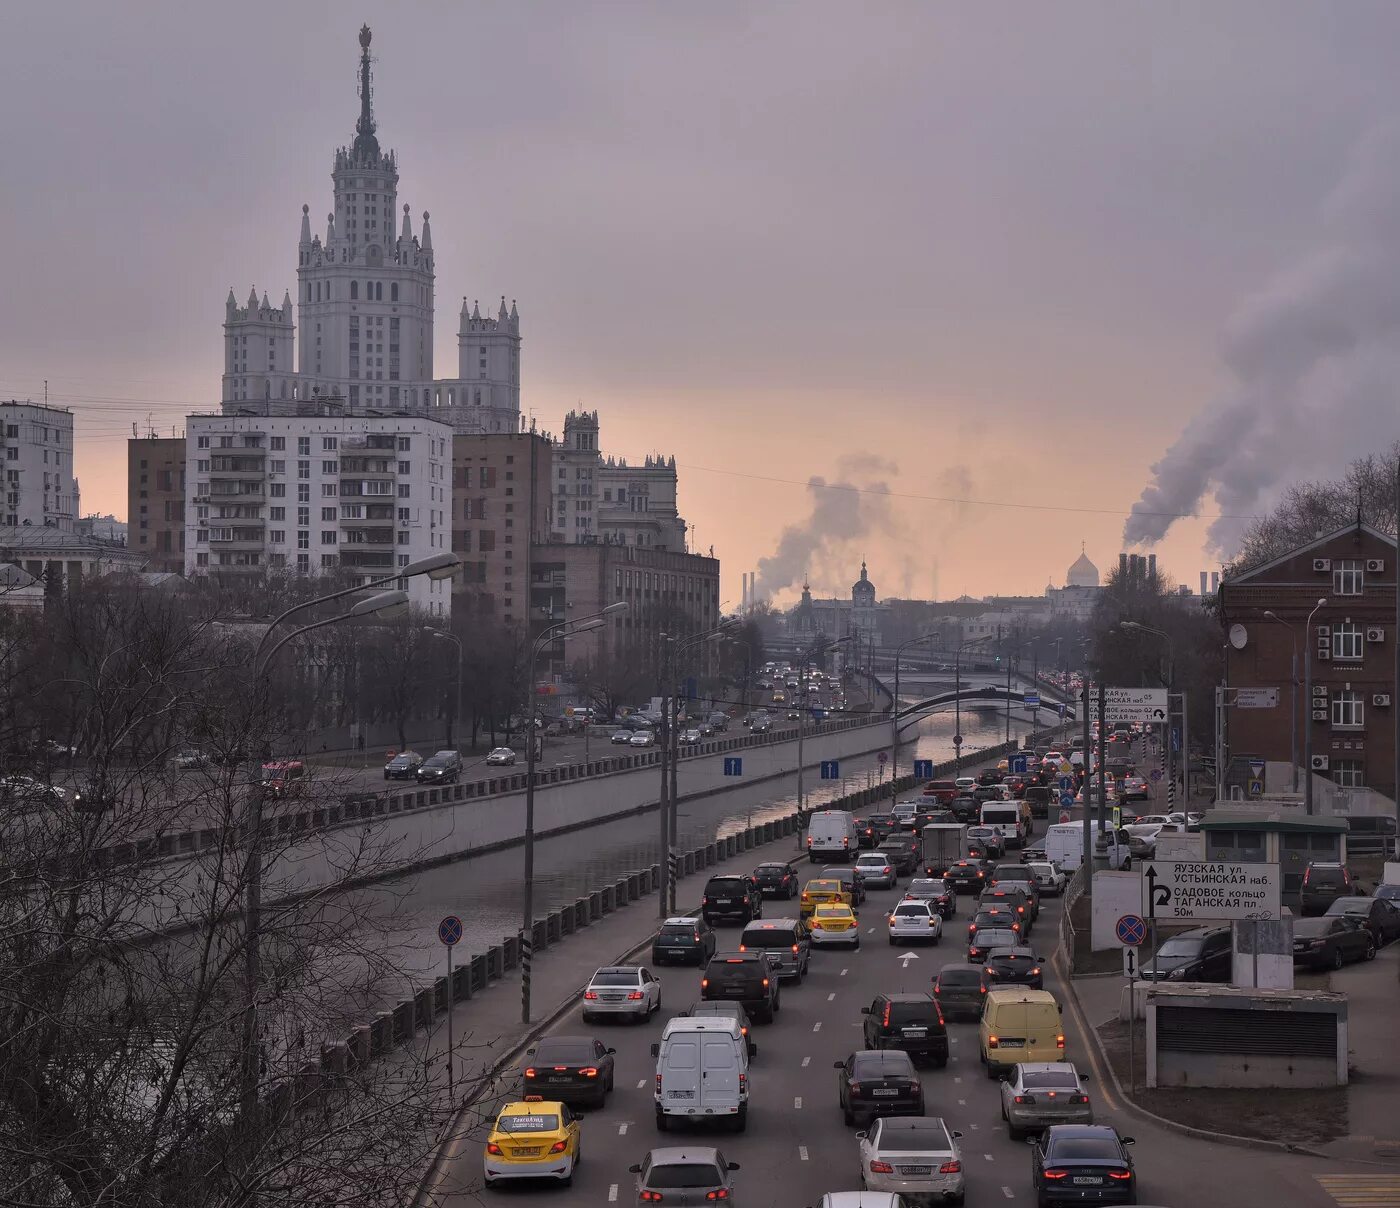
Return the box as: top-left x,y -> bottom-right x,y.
299,203 -> 312,246
422,211 -> 433,251
401,203 -> 413,241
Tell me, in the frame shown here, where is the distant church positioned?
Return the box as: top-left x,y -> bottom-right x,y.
789,560 -> 887,645
1045,544 -> 1101,620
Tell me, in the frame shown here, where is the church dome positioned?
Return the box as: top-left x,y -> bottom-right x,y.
852,560 -> 876,604
1066,545 -> 1099,588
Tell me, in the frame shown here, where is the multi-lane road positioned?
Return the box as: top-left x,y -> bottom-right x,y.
430,862 -> 1373,1207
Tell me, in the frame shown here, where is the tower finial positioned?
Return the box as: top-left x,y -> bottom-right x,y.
353,25 -> 380,160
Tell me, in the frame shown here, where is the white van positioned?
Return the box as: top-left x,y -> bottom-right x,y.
980,802 -> 1026,849
651,1017 -> 750,1132
807,810 -> 858,863
1043,821 -> 1130,872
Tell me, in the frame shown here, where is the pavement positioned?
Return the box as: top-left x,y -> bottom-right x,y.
405,824 -> 1398,1208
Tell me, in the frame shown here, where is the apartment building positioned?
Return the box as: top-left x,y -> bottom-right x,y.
0,401 -> 79,531
128,437 -> 186,573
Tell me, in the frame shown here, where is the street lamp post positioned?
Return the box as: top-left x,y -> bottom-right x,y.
797,635 -> 854,822
1302,597 -> 1327,815
1119,621 -> 1176,805
1262,611 -> 1300,792
891,633 -> 934,785
954,635 -> 995,773
427,629 -> 463,749
523,601 -> 629,1021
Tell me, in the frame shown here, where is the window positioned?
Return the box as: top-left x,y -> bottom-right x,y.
1332,759 -> 1365,788
351,281 -> 358,300
297,531 -> 310,549
297,506 -> 310,525
269,530 -> 286,544
322,437 -> 338,451
322,460 -> 338,474
397,530 -> 410,545
479,530 -> 496,552
297,461 -> 310,479
297,437 -> 310,456
398,460 -> 411,475
1334,559 -> 1364,596
270,460 -> 285,473
1333,622 -> 1364,661
270,506 -> 285,521
196,459 -> 210,473
197,435 -> 210,449
321,531 -> 337,545
271,436 -> 285,450
398,483 -> 411,498
397,436 -> 411,451
297,553 -> 310,572
297,483 -> 310,502
321,507 -> 337,522
321,554 -> 337,568
1332,689 -> 1365,729
480,466 -> 497,488
322,483 -> 337,497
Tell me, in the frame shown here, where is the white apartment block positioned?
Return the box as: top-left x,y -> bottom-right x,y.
0,401 -> 79,531
184,412 -> 454,616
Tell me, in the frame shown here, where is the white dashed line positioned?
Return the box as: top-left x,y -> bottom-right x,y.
812,1022 -> 822,1032
969,1123 -> 979,1131
954,1076 -> 963,1084
794,1096 -> 803,1109
801,1056 -> 811,1067
618,1122 -> 629,1135
608,1184 -> 618,1202
984,1153 -> 995,1161
799,1146 -> 810,1161
1002,1187 -> 1015,1199
840,968 -> 849,976
950,1036 -> 959,1044
636,1079 -> 647,1089
827,992 -> 836,1001
867,926 -> 876,933
958,1099 -> 966,1106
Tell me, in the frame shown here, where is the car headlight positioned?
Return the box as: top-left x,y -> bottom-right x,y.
1166,966 -> 1188,980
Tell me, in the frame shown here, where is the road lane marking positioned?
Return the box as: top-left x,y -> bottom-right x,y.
984,1153 -> 994,1161
827,992 -> 837,1001
608,1185 -> 619,1202
867,926 -> 875,933
794,1096 -> 803,1109
950,1036 -> 959,1044
954,1076 -> 962,1084
813,1022 -> 822,1032
970,1123 -> 979,1130
1002,1187 -> 1014,1199
636,1079 -> 647,1089
802,1056 -> 811,1067
618,1122 -> 629,1135
1316,1174 -> 1400,1205
841,968 -> 849,976
799,1146 -> 810,1161
958,1099 -> 966,1106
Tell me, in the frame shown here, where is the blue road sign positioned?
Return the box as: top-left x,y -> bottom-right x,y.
1115,914 -> 1147,947
438,915 -> 463,947
1058,775 -> 1074,792
913,759 -> 934,779
723,756 -> 743,776
1058,703 -> 1067,718
820,760 -> 840,780
1009,754 -> 1028,775
1149,768 -> 1162,782
1024,692 -> 1040,709
1059,793 -> 1075,809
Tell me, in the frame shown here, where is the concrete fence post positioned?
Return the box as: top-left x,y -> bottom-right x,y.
470,953 -> 488,991
503,934 -> 521,970
590,889 -> 604,919
393,999 -> 416,1042
432,976 -> 450,1016
414,987 -> 435,1029
348,1026 -> 371,1068
533,918 -> 549,950
369,1012 -> 394,1056
487,943 -> 505,980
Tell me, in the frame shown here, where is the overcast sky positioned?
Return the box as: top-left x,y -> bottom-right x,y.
5,2 -> 1400,605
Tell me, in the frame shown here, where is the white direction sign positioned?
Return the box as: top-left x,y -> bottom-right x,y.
1235,687 -> 1280,709
1142,860 -> 1281,922
1104,687 -> 1168,725
1122,947 -> 1139,979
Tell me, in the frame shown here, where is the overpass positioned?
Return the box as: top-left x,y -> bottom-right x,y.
893,680 -> 1077,732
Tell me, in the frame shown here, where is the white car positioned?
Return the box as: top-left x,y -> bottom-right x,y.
1134,814 -> 1173,826
857,1116 -> 966,1204
172,748 -> 210,769
954,776 -> 977,793
629,731 -> 656,748
485,747 -> 517,766
581,965 -> 661,1023
1025,861 -> 1068,896
1123,776 -> 1150,801
0,776 -> 67,807
678,728 -> 704,744
854,852 -> 897,889
887,899 -> 942,945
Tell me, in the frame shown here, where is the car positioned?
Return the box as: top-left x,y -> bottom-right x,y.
949,795 -> 980,823
1301,862 -> 1358,917
810,903 -> 861,948
836,1050 -> 925,1127
1031,1124 -> 1136,1206
751,715 -> 773,734
999,1062 -> 1093,1139
685,1000 -> 758,1057
856,1115 -> 965,1205
739,917 -> 812,981
1293,915 -> 1376,968
678,727 -> 704,744
968,907 -> 1023,940
260,760 -> 306,798
1026,861 -> 1068,896
954,776 -> 977,793
801,878 -> 853,917
629,731 -> 656,748
862,993 -> 949,1067
823,866 -> 868,905
980,945 -> 1045,990
0,775 -> 66,808
1324,896 -> 1400,946
652,916 -> 717,966
932,964 -> 985,1023
172,748 -> 210,770
923,780 -> 958,804
1138,926 -> 1232,982
979,885 -> 1035,929
522,1035 -> 616,1108
879,835 -> 922,876
484,746 -> 517,767
945,859 -> 990,894
968,926 -> 1020,963
888,899 -> 943,945
964,826 -> 1005,860
581,966 -> 661,1023
891,801 -> 920,830
976,770 -> 1002,787
383,750 -> 424,779
702,874 -> 763,924
1121,776 -> 1150,801
701,951 -> 781,1022
1376,882 -> 1400,903
610,728 -> 635,745
853,816 -> 882,848
855,851 -> 898,890
482,1100 -> 582,1188
630,1147 -> 740,1206
903,877 -> 958,919
753,861 -> 799,898
985,874 -> 1040,921
416,749 -> 462,783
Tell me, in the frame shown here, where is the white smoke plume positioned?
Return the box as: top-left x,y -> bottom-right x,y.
1124,122 -> 1400,556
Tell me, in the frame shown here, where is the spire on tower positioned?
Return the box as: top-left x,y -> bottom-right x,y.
300,203 -> 312,244
510,299 -> 519,323
326,211 -> 335,242
421,211 -> 432,250
281,289 -> 293,315
401,203 -> 412,241
498,296 -> 508,320
247,287 -> 259,309
226,287 -> 237,315
352,25 -> 380,160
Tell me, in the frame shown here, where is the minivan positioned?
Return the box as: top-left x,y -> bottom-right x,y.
651,1017 -> 750,1132
979,988 -> 1065,1078
738,918 -> 810,982
808,809 -> 860,862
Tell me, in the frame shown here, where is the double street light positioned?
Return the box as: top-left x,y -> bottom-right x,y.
890,633 -> 935,784
953,635 -> 996,773
797,634 -> 854,818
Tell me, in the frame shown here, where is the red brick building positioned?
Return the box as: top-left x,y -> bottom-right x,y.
1219,523 -> 1397,802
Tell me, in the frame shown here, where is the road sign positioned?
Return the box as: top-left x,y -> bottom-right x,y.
913,759 -> 934,779
1115,914 -> 1147,946
438,915 -> 464,947
1058,761 -> 1073,776
1149,768 -> 1162,782
1247,758 -> 1265,797
1010,754 -> 1028,775
1058,774 -> 1074,792
1142,860 -> 1282,922
1123,947 -> 1139,979
1024,692 -> 1040,709
878,751 -> 888,764
1104,687 -> 1168,725
1058,810 -> 1072,824
820,760 -> 840,780
953,734 -> 963,746
723,757 -> 743,776
1236,687 -> 1280,709
1059,793 -> 1075,809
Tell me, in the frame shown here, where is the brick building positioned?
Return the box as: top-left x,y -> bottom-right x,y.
127,437 -> 186,573
1219,522 -> 1397,803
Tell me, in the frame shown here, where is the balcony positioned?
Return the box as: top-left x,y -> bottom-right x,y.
209,537 -> 266,551
341,530 -> 395,545
339,550 -> 396,570
339,459 -> 396,477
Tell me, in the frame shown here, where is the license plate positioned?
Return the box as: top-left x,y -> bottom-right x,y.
999,1038 -> 1025,1047
662,948 -> 688,955
668,1089 -> 695,1099
547,1076 -> 571,1084
872,1088 -> 899,1097
903,1027 -> 927,1038
514,1147 -> 542,1156
899,1166 -> 932,1176
1072,1176 -> 1103,1185
725,988 -> 747,998
603,994 -> 623,1001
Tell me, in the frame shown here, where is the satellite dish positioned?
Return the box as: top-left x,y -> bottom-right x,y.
1228,623 -> 1248,650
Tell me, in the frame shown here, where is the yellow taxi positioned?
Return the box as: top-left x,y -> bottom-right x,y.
808,902 -> 860,949
482,1100 -> 582,1188
800,878 -> 851,918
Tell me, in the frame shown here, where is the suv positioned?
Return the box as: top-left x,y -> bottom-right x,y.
1139,926 -> 1232,982
416,750 -> 462,783
702,874 -> 763,924
701,952 -> 781,1022
1300,862 -> 1354,916
383,750 -> 423,780
879,834 -> 921,876
652,916 -> 717,966
860,993 -> 949,1067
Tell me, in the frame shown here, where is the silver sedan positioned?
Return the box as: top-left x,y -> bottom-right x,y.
999,1062 -> 1093,1139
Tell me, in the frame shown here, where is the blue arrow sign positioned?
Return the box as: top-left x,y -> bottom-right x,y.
1009,755 -> 1028,775
1060,793 -> 1075,808
723,756 -> 743,776
1024,692 -> 1040,709
820,760 -> 840,780
913,759 -> 934,779
1058,775 -> 1074,792
438,915 -> 463,947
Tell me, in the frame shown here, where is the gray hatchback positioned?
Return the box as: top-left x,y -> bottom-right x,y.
932,963 -> 985,1023
630,1147 -> 740,1206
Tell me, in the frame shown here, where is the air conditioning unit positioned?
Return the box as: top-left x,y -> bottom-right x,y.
1367,627 -> 1385,643
1313,685 -> 1329,697
1314,558 -> 1332,572
1367,558 -> 1385,573
1316,625 -> 1330,637
1311,755 -> 1330,771
1373,694 -> 1391,708
1316,647 -> 1330,660
1312,708 -> 1329,721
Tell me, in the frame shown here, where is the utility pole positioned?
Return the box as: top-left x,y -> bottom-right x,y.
1081,672 -> 1092,893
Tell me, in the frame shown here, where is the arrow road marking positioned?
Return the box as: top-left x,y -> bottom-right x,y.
794,1096 -> 803,1109
812,1022 -> 822,1032
827,992 -> 836,1001
618,1122 -> 628,1135
608,1185 -> 618,1202
898,951 -> 919,968
636,1079 -> 647,1089
801,1056 -> 811,1067
798,1146 -> 810,1161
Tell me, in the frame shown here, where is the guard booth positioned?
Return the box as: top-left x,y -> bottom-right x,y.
1199,809 -> 1348,911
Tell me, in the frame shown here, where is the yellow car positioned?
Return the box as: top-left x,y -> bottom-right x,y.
800,878 -> 851,918
482,1100 -> 581,1188
809,903 -> 861,949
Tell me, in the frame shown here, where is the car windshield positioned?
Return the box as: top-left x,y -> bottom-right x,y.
389,755 -> 414,766
909,880 -> 946,894
423,754 -> 453,767
876,1121 -> 950,1151
974,929 -> 1017,944
591,971 -> 639,986
1024,1069 -> 1079,1090
1050,1138 -> 1122,1161
1292,918 -> 1333,937
756,865 -> 786,875
496,1113 -> 559,1133
646,1163 -> 723,1188
660,925 -> 698,940
815,906 -> 849,918
1377,885 -> 1400,900
893,903 -> 928,917
1155,937 -> 1203,958
854,1054 -> 909,1078
937,967 -> 981,985
991,954 -> 1036,970
885,1001 -> 936,1025
534,1041 -> 593,1064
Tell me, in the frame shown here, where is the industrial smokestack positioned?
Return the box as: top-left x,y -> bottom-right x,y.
1211,570 -> 1220,594
1148,553 -> 1157,581
1119,552 -> 1129,581
1200,571 -> 1208,596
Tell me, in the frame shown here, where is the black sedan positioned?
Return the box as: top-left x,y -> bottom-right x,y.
1032,1125 -> 1136,1206
521,1035 -> 615,1108
1293,915 -> 1375,969
752,862 -> 799,899
834,1049 -> 924,1127
946,860 -> 991,894
980,945 -> 1045,989
1324,896 -> 1400,946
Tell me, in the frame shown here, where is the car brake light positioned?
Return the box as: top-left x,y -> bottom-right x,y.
706,1191 -> 730,1201
738,1072 -> 747,1091
1031,967 -> 1041,976
1042,1169 -> 1068,1180
1056,1034 -> 1065,1049
791,944 -> 800,953
548,1140 -> 568,1154
523,1093 -> 543,1101
1303,867 -> 1311,885
694,934 -> 701,942
1108,1171 -> 1133,1181
869,1160 -> 894,1174
584,990 -> 598,1000
1014,1094 -> 1035,1104
581,1067 -> 599,1077
761,978 -> 769,987
486,1142 -> 503,1155
656,1072 -> 663,1093
1071,1093 -> 1090,1104
640,1192 -> 664,1202
807,837 -> 813,846
987,1035 -> 999,1048
940,1160 -> 962,1174
701,978 -> 709,988
524,1067 -> 536,1077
